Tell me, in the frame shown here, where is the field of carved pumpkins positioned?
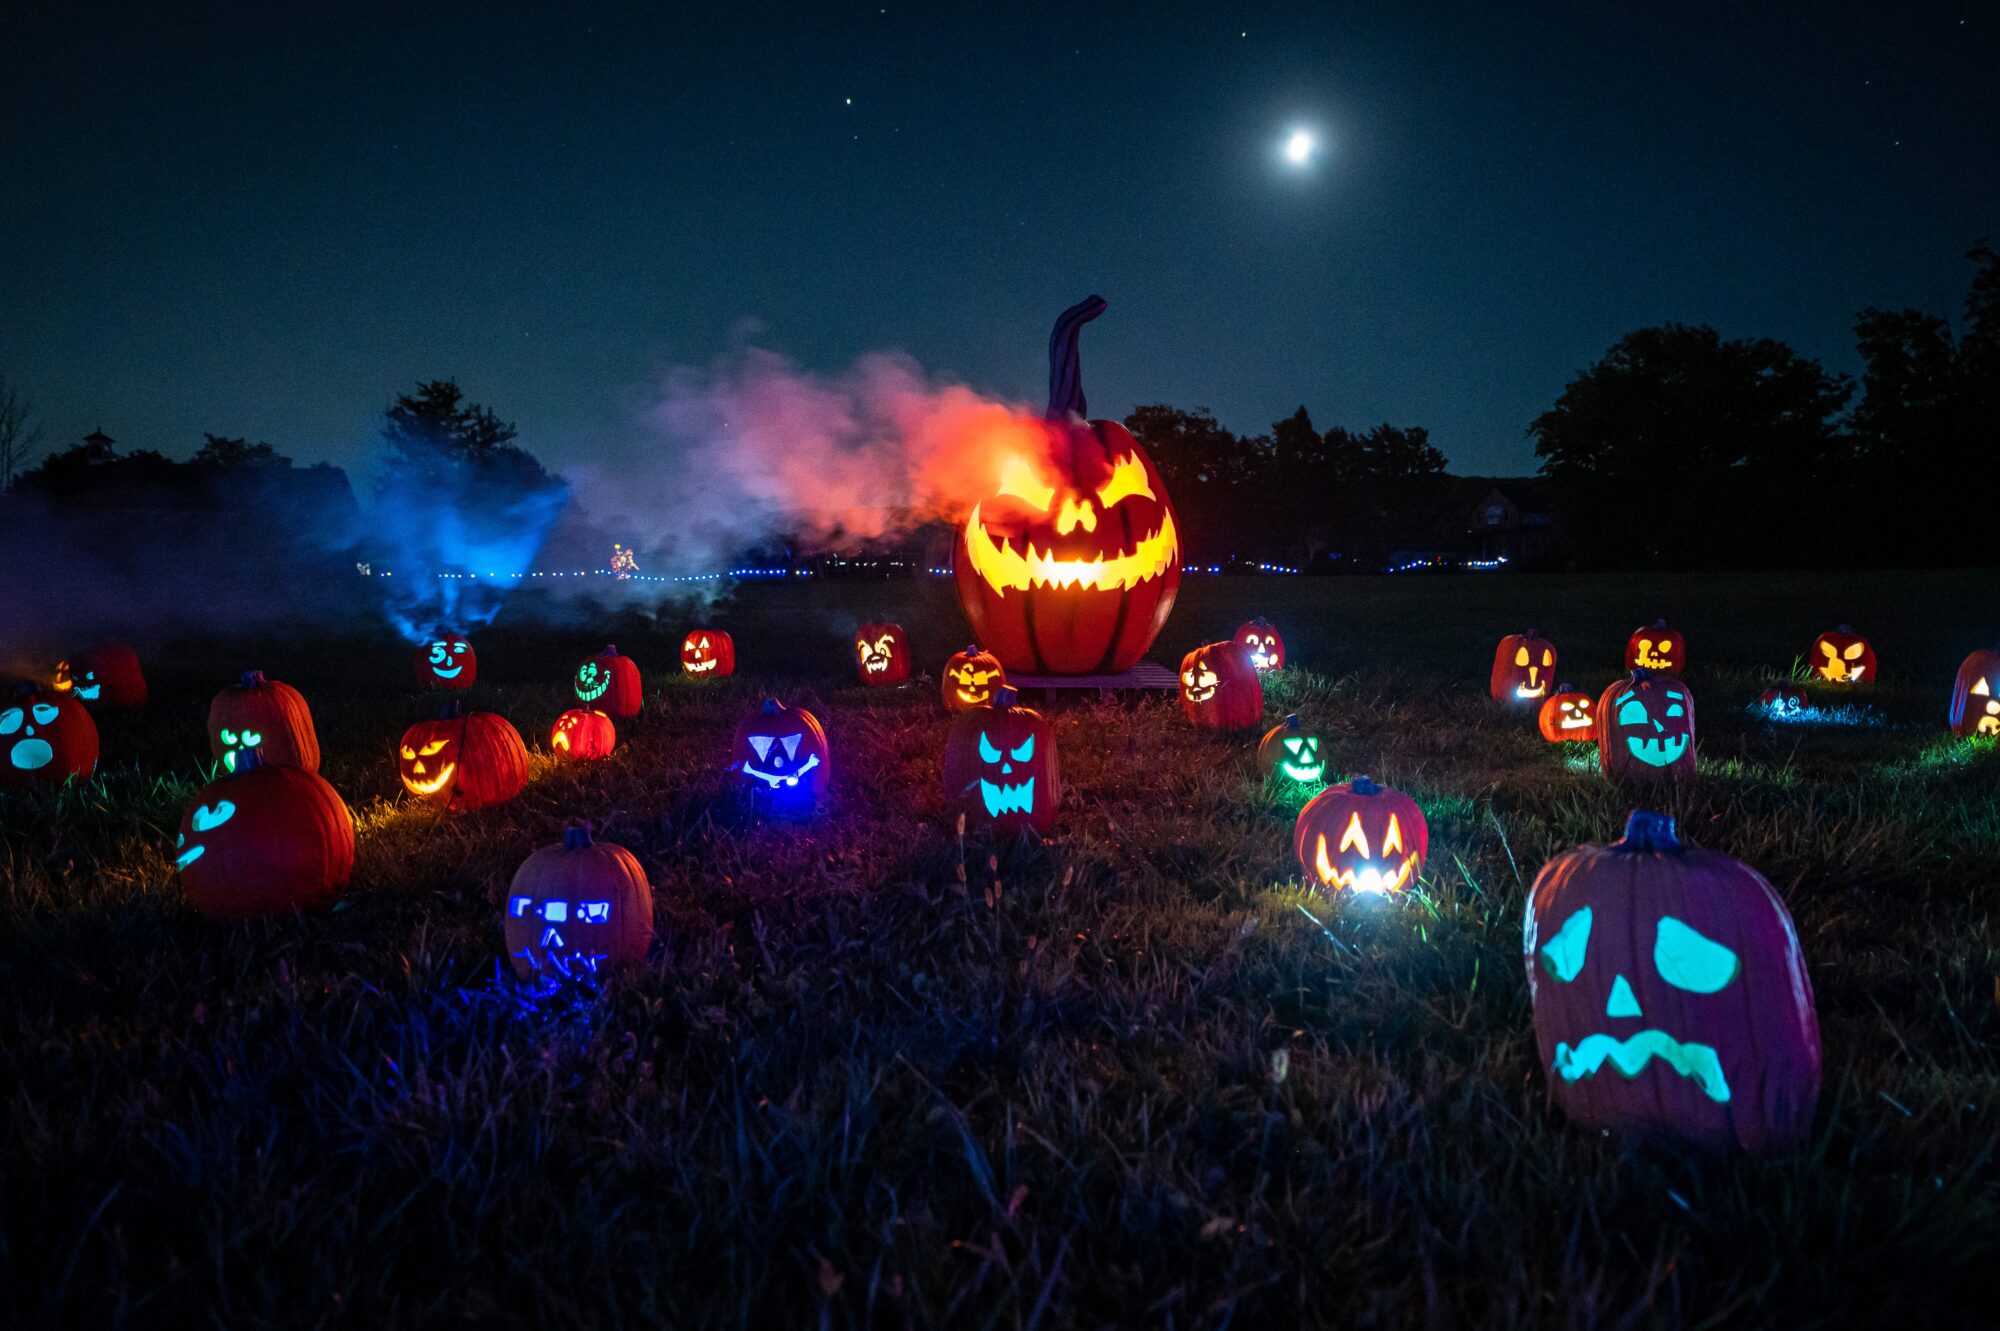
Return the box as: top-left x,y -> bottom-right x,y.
3,568 -> 1999,1328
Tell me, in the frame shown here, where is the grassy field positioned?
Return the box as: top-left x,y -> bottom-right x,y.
4,569 -> 1999,1329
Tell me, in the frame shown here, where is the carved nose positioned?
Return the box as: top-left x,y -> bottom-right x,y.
1055,497 -> 1097,535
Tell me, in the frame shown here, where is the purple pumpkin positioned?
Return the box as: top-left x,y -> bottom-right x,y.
1524,810 -> 1820,1156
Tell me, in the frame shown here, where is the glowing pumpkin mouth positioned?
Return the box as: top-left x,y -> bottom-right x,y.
979,777 -> 1035,817
402,761 -> 458,795
76,683 -> 101,700
1249,651 -> 1275,669
1281,762 -> 1324,783
1313,837 -> 1417,894
742,752 -> 820,790
1625,735 -> 1688,767
431,663 -> 464,680
862,657 -> 889,673
1552,1030 -> 1731,1104
684,658 -> 718,674
956,688 -> 990,704
576,674 -> 608,700
1981,711 -> 1999,735
1636,649 -> 1672,669
1561,713 -> 1592,730
963,506 -> 1178,594
10,739 -> 53,770
1515,679 -> 1547,700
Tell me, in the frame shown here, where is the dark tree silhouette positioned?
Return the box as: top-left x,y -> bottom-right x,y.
191,434 -> 286,468
0,373 -> 45,491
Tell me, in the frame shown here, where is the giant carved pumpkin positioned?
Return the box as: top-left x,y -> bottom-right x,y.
954,297 -> 1180,675
1179,640 -> 1263,732
176,751 -> 355,921
1810,625 -> 1875,685
1625,620 -> 1686,675
56,642 -> 147,708
0,687 -> 99,789
1293,776 -> 1428,896
1948,648 -> 2000,737
730,698 -> 830,806
1257,714 -> 1327,785
942,686 -> 1060,836
1525,810 -> 1820,1156
681,629 -> 735,679
1537,686 -> 1598,743
413,634 -> 477,690
208,671 -> 319,773
1598,670 -> 1696,782
574,644 -> 642,718
549,708 -> 616,761
503,826 -> 654,981
855,622 -> 911,686
1490,630 -> 1557,705
1234,618 -> 1286,672
942,644 -> 1006,713
397,701 -> 530,812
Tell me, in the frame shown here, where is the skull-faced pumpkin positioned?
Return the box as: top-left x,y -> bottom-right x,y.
208,670 -> 319,772
397,702 -> 530,812
1624,620 -> 1686,675
0,687 -> 99,789
413,635 -> 477,690
549,708 -> 616,761
1809,626 -> 1875,685
941,686 -> 1060,835
730,698 -> 830,806
954,297 -> 1181,676
1949,647 -> 2000,737
176,751 -> 355,921
1179,640 -> 1264,732
1490,631 -> 1557,704
56,642 -> 147,708
942,645 -> 1006,713
1525,810 -> 1820,1156
681,629 -> 736,679
1292,776 -> 1428,896
1537,687 -> 1597,743
1234,618 -> 1286,672
1598,671 -> 1696,782
502,826 -> 654,981
855,622 -> 910,686
574,644 -> 642,718
1257,714 -> 1326,785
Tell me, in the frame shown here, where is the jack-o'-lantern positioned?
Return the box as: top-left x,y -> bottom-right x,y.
397,701 -> 529,812
954,297 -> 1181,676
1234,618 -> 1286,672
1756,686 -> 1812,719
1810,626 -> 1875,685
1257,714 -> 1327,785
208,671 -> 319,772
0,687 -> 99,789
856,622 -> 910,686
1525,810 -> 1820,1156
941,686 -> 1060,835
175,751 -> 355,921
1948,648 -> 2000,738
1292,776 -> 1428,896
1179,640 -> 1263,731
574,644 -> 642,718
412,634 -> 476,690
730,698 -> 831,806
681,629 -> 735,679
1537,686 -> 1597,743
1625,620 -> 1686,674
942,645 -> 1006,713
1598,671 -> 1696,782
1490,631 -> 1557,704
549,708 -> 616,761
503,826 -> 654,981
55,642 -> 147,708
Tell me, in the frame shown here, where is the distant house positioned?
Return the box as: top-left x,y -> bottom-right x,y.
1468,483 -> 1556,565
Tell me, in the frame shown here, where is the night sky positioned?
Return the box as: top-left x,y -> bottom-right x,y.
4,3 -> 1994,479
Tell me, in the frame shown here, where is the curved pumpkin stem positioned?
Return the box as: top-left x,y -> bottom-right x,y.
1047,295 -> 1107,419
1618,809 -> 1682,853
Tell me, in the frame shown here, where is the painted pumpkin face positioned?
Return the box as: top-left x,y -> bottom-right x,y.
574,645 -> 642,718
549,708 -> 616,761
503,827 -> 654,981
413,636 -> 476,690
855,622 -> 910,685
1292,776 -> 1428,896
175,755 -> 355,920
730,698 -> 831,805
1490,632 -> 1557,704
1233,618 -> 1286,671
1949,648 -> 2000,737
209,671 -> 319,772
953,298 -> 1181,676
55,642 -> 147,708
1525,810 -> 1820,1156
397,704 -> 530,812
1598,672 -> 1697,782
1257,714 -> 1326,784
942,645 -> 1006,713
0,689 -> 99,788
680,629 -> 736,678
1625,621 -> 1686,674
1810,626 -> 1875,685
1179,640 -> 1264,731
941,688 -> 1060,835
1756,686 -> 1811,719
1538,688 -> 1597,743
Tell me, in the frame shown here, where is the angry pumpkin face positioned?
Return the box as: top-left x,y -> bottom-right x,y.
1810,626 -> 1875,685
1292,776 -> 1429,896
730,698 -> 831,805
855,622 -> 910,686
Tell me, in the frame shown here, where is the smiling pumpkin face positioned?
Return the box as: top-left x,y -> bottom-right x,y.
729,698 -> 831,807
1537,688 -> 1597,743
1490,632 -> 1557,704
1233,618 -> 1286,671
1598,671 -> 1697,782
413,636 -> 476,690
0,689 -> 99,788
1179,640 -> 1263,731
680,630 -> 735,679
1949,648 -> 2000,737
942,645 -> 1006,713
1257,714 -> 1326,785
1625,621 -> 1686,674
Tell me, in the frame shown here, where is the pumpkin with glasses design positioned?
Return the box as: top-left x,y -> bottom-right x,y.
942,686 -> 1059,835
1292,776 -> 1428,897
1598,670 -> 1696,782
1489,630 -> 1557,705
1949,647 -> 2000,737
942,644 -> 1006,713
1809,625 -> 1875,685
0,685 -> 98,789
208,670 -> 319,773
1536,685 -> 1597,743
397,700 -> 529,812
502,825 -> 653,981
1756,685 -> 1812,719
729,698 -> 830,806
1257,714 -> 1326,785
573,644 -> 642,718
954,296 -> 1180,675
412,634 -> 477,690
1525,810 -> 1820,1155
681,629 -> 735,679
855,622 -> 911,686
176,750 -> 355,921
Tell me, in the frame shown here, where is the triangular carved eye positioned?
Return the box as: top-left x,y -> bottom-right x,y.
1338,812 -> 1369,858
1974,678 -> 1993,697
1382,814 -> 1404,856
781,733 -> 802,758
748,736 -> 774,761
1539,907 -> 1591,982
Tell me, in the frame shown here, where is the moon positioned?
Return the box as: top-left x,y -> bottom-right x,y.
1283,129 -> 1315,166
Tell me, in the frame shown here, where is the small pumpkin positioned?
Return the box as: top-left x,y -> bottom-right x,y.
0,686 -> 99,789
1233,618 -> 1286,671
1809,625 -> 1875,685
1598,670 -> 1696,783
413,634 -> 477,690
208,670 -> 319,772
1179,640 -> 1263,731
397,701 -> 530,812
856,622 -> 911,685
681,629 -> 736,679
730,697 -> 831,805
942,686 -> 1060,835
1948,647 -> 2000,737
1756,685 -> 1812,718
1292,776 -> 1428,896
1624,620 -> 1686,675
942,644 -> 1006,713
550,708 -> 617,761
1257,714 -> 1326,784
502,825 -> 654,981
574,644 -> 642,718
57,641 -> 147,708
1537,685 -> 1597,743
175,750 -> 355,920
1490,630 -> 1557,705
1524,810 -> 1820,1156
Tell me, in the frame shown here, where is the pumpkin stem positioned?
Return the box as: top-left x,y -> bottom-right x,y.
1554,682 -> 1572,695
234,748 -> 263,773
600,644 -> 618,656
1284,713 -> 1301,730
1047,295 -> 1107,419
1836,623 -> 1855,634
993,685 -> 1019,710
760,697 -> 782,715
436,699 -> 464,721
1618,809 -> 1682,853
562,825 -> 594,851
1629,667 -> 1651,683
1350,775 -> 1381,796
239,670 -> 267,689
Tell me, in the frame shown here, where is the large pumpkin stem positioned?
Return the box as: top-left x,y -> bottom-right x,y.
436,699 -> 464,721
1047,295 -> 1107,419
563,825 -> 594,851
1618,810 -> 1682,853
1350,775 -> 1381,796
993,685 -> 1018,711
239,670 -> 267,689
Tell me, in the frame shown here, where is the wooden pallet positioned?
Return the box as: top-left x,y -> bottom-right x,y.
1006,661 -> 1179,701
